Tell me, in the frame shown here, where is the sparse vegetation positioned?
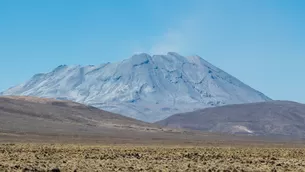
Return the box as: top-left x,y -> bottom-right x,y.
1,143 -> 305,172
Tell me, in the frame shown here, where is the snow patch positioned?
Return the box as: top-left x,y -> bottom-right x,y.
231,125 -> 254,134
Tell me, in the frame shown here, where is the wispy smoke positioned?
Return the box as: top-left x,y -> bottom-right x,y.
148,18 -> 201,55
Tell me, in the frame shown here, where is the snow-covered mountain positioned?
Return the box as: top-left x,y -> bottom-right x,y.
1,52 -> 271,122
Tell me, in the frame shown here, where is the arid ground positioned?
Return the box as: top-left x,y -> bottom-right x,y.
1,96 -> 305,171
1,143 -> 305,172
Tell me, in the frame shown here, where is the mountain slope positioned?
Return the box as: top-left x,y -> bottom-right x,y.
156,101 -> 305,138
1,52 -> 270,122
0,96 -> 163,135
1,96 -> 298,144
0,96 -> 267,144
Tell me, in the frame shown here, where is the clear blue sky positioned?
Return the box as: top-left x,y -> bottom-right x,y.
1,0 -> 304,102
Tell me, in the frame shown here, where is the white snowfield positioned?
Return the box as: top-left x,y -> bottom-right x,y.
1,52 -> 271,122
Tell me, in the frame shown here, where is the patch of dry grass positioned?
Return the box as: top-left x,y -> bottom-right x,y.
0,143 -> 305,172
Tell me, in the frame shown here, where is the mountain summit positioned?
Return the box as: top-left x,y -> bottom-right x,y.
1,52 -> 271,122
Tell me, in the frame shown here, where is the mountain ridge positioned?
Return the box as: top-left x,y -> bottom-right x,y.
1,52 -> 271,122
155,100 -> 305,138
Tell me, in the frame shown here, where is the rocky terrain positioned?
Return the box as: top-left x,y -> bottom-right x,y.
1,143 -> 305,172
